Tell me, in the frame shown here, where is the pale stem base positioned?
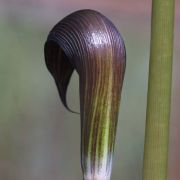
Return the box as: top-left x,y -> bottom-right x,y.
84,176 -> 110,180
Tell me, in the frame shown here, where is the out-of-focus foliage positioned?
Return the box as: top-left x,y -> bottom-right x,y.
0,1 -> 179,180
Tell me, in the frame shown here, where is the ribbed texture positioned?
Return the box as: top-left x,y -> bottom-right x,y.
143,1 -> 175,180
44,9 -> 126,179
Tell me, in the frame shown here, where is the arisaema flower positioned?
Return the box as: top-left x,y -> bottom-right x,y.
44,9 -> 126,180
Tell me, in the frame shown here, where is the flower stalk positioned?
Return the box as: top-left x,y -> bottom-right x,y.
44,10 -> 126,180
143,0 -> 175,180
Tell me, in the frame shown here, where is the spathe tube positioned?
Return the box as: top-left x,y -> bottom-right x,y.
44,9 -> 126,180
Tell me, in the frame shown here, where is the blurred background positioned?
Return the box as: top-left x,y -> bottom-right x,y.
0,0 -> 179,179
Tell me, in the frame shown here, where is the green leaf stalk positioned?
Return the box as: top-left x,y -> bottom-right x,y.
143,1 -> 175,180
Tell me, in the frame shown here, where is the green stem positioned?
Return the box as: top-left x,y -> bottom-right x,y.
143,0 -> 175,180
